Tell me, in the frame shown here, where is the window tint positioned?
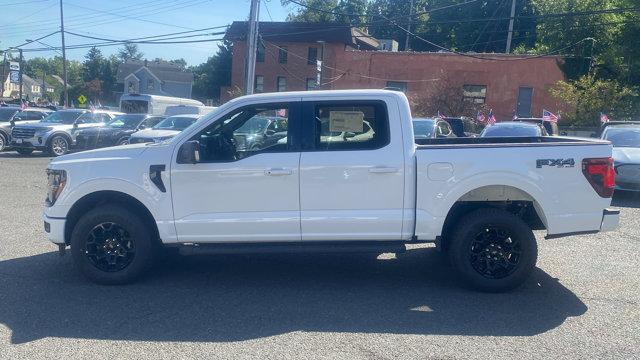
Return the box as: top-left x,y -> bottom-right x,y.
311,102 -> 389,151
192,104 -> 293,162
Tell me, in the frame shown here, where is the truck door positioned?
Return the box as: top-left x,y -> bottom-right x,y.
298,100 -> 405,241
171,101 -> 302,243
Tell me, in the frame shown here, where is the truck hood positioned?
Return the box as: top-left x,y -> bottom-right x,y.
612,147 -> 640,164
49,143 -> 149,167
130,129 -> 180,139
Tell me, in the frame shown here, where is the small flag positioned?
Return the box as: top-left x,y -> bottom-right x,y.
542,109 -> 558,122
437,110 -> 444,119
96,99 -> 102,108
600,112 -> 609,123
20,99 -> 27,110
275,108 -> 286,117
476,110 -> 485,123
487,109 -> 496,124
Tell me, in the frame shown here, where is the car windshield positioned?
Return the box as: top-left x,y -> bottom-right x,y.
235,116 -> 270,134
604,128 -> 640,147
0,108 -> 19,121
153,116 -> 196,131
413,120 -> 436,137
107,114 -> 146,129
41,111 -> 85,124
481,124 -> 540,137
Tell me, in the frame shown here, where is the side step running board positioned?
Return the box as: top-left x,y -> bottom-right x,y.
176,241 -> 407,256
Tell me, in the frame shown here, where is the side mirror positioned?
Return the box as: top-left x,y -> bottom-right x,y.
138,124 -> 146,130
9,120 -> 15,128
265,129 -> 276,136
178,140 -> 201,164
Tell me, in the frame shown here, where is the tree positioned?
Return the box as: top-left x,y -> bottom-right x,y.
117,43 -> 144,62
190,41 -> 233,102
170,58 -> 187,69
282,0 -> 339,22
549,74 -> 638,126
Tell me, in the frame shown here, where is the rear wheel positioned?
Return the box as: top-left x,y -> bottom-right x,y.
48,135 -> 70,156
116,137 -> 130,146
16,148 -> 34,155
448,208 -> 537,292
71,205 -> 156,284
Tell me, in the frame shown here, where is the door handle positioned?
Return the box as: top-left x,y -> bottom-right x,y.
265,168 -> 293,176
368,166 -> 399,174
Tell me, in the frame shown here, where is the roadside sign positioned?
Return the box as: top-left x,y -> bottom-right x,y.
77,94 -> 87,105
9,61 -> 19,71
9,71 -> 19,84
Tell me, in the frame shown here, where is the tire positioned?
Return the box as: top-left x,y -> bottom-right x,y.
48,135 -> 70,156
71,204 -> 157,285
16,148 -> 34,155
116,137 -> 130,146
448,208 -> 537,292
0,133 -> 6,152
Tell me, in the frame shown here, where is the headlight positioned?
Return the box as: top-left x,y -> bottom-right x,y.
45,169 -> 67,207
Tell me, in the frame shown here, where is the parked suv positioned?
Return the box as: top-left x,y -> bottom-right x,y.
0,107 -> 53,151
11,109 -> 122,156
75,114 -> 165,150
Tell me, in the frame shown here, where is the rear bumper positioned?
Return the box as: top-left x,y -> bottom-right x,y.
43,214 -> 66,244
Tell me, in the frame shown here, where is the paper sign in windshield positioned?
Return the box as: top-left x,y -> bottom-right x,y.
329,111 -> 364,132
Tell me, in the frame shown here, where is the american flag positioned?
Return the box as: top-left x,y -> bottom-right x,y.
476,110 -> 485,123
275,108 -> 286,117
437,110 -> 444,119
600,113 -> 609,123
20,99 -> 27,110
487,109 -> 496,124
542,109 -> 559,122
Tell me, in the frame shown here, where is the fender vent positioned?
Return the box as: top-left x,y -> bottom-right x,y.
149,165 -> 166,193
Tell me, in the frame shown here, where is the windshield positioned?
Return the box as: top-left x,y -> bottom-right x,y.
0,108 -> 19,122
153,116 -> 196,131
41,111 -> 85,124
412,120 -> 436,137
604,128 -> 640,147
106,114 -> 146,129
481,124 -> 541,137
235,116 -> 270,134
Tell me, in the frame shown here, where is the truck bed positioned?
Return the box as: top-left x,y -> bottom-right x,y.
415,136 -> 609,147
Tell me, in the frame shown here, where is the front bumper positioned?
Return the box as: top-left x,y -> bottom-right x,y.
43,214 -> 66,244
11,136 -> 47,150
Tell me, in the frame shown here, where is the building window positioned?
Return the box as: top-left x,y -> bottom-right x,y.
463,85 -> 487,104
147,79 -> 154,90
47,87 -> 54,93
277,76 -> 286,92
307,47 -> 317,65
256,43 -> 265,63
278,47 -> 288,64
32,85 -> 40,93
128,81 -> 135,93
255,75 -> 264,93
306,78 -> 316,90
386,81 -> 407,92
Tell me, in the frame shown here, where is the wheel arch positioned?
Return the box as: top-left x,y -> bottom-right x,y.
45,131 -> 73,148
64,190 -> 160,246
439,185 -> 547,251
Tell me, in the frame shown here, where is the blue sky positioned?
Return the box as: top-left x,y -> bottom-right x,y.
1,0 -> 292,65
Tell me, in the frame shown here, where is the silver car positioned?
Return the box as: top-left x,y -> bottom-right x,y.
601,123 -> 640,191
0,107 -> 53,151
11,109 -> 122,156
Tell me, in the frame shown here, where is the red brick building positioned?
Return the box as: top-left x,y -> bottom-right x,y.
223,21 -> 566,121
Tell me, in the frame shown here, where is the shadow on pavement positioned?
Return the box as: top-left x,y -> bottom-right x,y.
612,191 -> 640,208
0,151 -> 50,158
0,247 -> 587,344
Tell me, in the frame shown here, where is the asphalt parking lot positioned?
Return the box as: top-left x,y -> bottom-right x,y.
0,151 -> 638,359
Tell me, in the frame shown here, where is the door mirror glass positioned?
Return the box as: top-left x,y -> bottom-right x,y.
178,140 -> 201,164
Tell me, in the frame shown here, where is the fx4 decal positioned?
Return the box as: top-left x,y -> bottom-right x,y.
536,158 -> 575,168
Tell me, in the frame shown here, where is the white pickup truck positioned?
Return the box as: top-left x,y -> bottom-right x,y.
43,90 -> 619,291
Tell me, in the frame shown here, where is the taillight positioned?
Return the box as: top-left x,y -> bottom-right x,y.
582,157 -> 615,198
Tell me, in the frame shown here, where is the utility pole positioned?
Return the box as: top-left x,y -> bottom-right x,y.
505,0 -> 517,53
404,0 -> 414,51
18,49 -> 23,102
59,0 -> 69,107
42,70 -> 46,102
1,51 -> 5,98
244,0 -> 260,95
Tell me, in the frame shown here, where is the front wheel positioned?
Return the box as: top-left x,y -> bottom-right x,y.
116,137 -> 130,146
0,133 -> 6,151
448,208 -> 537,292
71,205 -> 156,284
48,135 -> 70,156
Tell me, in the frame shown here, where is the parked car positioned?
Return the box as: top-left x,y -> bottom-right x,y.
11,109 -> 122,156
129,114 -> 199,144
600,123 -> 640,191
0,107 -> 53,151
75,114 -> 165,150
43,90 -> 618,291
513,118 -> 559,136
480,121 -> 546,137
441,117 -> 480,137
234,116 -> 288,151
412,118 -> 456,140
